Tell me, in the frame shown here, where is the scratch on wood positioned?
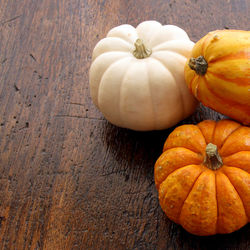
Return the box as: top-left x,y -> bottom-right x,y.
29,53 -> 37,62
125,190 -> 149,195
0,15 -> 22,25
54,114 -> 105,121
69,102 -> 85,107
0,216 -> 5,227
18,122 -> 29,131
14,83 -> 20,91
1,58 -> 7,64
101,169 -> 127,177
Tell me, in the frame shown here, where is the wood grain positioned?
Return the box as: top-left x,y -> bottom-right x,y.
0,0 -> 249,249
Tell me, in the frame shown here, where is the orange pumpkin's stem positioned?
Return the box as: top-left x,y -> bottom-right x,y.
188,56 -> 208,75
203,143 -> 223,170
133,39 -> 152,59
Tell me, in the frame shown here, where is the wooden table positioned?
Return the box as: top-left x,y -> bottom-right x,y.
0,0 -> 249,249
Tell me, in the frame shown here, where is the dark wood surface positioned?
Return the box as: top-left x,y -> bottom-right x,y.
0,0 -> 249,249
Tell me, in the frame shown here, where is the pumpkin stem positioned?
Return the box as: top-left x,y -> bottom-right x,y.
133,39 -> 152,59
188,56 -> 208,75
203,143 -> 223,170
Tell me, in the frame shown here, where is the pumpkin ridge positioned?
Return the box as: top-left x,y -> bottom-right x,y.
147,26 -> 164,48
212,120 -> 242,150
197,120 -> 217,144
188,74 -> 199,98
219,170 -> 249,221
202,30 -> 238,60
215,172 -> 219,234
150,57 -> 185,118
96,57 -> 132,108
92,37 -> 134,61
106,34 -> 138,46
118,60 -> 135,126
210,120 -> 238,149
223,151 -> 250,173
163,146 -> 204,158
210,122 -> 217,145
196,126 -> 209,152
197,119 -> 217,146
201,33 -> 213,57
136,21 -> 162,48
146,61 -> 157,130
153,40 -> 194,57
178,169 -> 206,224
209,49 -> 249,64
92,51 -> 131,65
90,53 -> 130,106
219,126 -> 244,155
107,24 -> 138,44
157,163 -> 204,188
152,50 -> 188,61
202,77 -> 250,116
207,70 -> 250,87
163,124 -> 207,154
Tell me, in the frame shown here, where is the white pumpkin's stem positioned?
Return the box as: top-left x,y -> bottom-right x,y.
203,143 -> 223,170
188,56 -> 208,75
133,39 -> 152,59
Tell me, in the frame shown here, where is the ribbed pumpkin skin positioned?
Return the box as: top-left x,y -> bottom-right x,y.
154,120 -> 250,236
89,21 -> 197,131
184,30 -> 250,125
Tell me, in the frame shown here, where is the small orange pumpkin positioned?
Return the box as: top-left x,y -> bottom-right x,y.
154,119 -> 250,236
184,30 -> 250,125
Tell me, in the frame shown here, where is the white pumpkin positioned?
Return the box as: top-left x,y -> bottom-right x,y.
89,20 -> 197,131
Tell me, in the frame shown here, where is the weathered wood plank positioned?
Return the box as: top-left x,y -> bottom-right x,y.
0,0 -> 249,249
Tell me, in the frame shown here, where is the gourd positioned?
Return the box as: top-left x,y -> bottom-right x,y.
154,119 -> 250,236
89,20 -> 198,131
184,30 -> 250,125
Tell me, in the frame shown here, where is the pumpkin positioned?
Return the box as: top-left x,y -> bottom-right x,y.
89,20 -> 198,131
154,119 -> 250,236
184,30 -> 250,125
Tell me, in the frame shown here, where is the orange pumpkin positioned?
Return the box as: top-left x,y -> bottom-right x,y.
154,119 -> 250,236
184,30 -> 250,125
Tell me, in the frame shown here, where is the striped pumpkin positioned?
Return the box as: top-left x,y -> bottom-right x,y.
184,30 -> 250,125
